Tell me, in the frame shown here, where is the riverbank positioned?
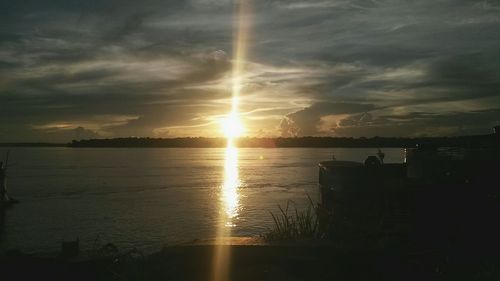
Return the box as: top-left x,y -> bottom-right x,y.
1,237 -> 498,281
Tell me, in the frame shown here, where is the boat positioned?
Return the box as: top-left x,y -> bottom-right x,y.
318,127 -> 500,248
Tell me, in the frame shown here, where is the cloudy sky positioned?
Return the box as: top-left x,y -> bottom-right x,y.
1,0 -> 500,142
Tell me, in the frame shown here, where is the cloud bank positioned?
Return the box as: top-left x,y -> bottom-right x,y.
1,0 -> 500,141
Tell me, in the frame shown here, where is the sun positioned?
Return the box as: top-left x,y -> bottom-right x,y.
220,112 -> 245,138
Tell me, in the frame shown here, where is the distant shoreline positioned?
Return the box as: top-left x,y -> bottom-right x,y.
1,134 -> 497,148
0,143 -> 67,147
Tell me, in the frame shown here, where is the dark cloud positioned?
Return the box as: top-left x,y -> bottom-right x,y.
338,113 -> 373,127
74,126 -> 101,140
332,108 -> 500,137
280,102 -> 375,136
1,0 -> 500,141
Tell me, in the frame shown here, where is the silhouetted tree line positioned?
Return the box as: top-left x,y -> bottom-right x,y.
71,137 -> 227,148
69,133 -> 499,148
0,142 -> 64,147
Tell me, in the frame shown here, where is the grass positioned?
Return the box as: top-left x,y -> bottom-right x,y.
264,196 -> 322,241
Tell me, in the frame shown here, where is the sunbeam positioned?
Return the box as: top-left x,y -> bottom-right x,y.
212,1 -> 251,281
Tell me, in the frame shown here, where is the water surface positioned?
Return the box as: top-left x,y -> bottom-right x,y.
0,147 -> 404,253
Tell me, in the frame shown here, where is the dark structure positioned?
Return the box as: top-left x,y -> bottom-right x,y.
0,153 -> 18,207
318,131 -> 500,254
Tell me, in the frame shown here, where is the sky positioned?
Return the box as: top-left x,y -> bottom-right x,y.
1,0 -> 500,142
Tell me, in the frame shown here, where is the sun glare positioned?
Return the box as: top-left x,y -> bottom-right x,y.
221,112 -> 245,139
212,1 -> 251,281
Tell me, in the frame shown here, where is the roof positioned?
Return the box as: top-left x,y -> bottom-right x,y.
319,160 -> 363,170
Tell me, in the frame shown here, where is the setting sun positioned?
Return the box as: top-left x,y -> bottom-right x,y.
220,112 -> 245,138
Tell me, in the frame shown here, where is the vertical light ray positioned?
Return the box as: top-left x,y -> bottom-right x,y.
231,0 -> 249,117
212,1 -> 251,281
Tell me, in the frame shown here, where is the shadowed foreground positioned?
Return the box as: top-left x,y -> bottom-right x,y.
1,237 -> 498,281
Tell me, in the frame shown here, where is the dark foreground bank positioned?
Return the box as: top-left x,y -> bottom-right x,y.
1,237 -> 499,281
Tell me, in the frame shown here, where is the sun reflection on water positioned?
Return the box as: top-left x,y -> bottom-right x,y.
212,139 -> 241,281
222,140 -> 240,225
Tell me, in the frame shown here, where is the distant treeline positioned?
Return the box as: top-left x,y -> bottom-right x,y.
68,134 -> 499,148
0,142 -> 66,147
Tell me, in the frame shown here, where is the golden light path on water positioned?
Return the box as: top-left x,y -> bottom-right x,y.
212,1 -> 250,280
221,141 -> 240,224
